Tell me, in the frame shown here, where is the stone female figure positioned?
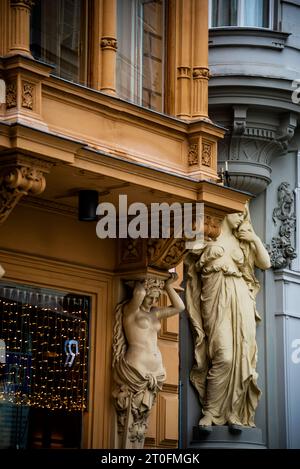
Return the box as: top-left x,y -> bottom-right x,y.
185,206 -> 270,429
112,274 -> 184,448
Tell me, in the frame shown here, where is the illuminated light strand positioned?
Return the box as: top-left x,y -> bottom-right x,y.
0,288 -> 89,411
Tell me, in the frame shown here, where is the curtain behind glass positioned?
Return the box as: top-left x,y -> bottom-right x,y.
243,0 -> 269,27
211,0 -> 238,27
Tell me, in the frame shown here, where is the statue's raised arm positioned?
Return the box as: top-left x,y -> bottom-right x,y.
112,274 -> 184,448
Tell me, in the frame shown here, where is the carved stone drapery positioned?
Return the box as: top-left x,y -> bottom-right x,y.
268,182 -> 297,269
0,156 -> 51,224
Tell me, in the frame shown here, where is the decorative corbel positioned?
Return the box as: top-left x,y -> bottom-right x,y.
233,105 -> 247,135
0,155 -> 51,224
276,113 -> 297,151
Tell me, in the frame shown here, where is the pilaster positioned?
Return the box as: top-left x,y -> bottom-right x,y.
175,0 -> 192,119
0,0 -> 10,57
100,0 -> 117,95
191,0 -> 209,119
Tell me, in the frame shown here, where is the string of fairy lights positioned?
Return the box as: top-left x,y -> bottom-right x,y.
0,284 -> 89,411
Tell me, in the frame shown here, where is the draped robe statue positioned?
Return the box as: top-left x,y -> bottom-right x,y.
185,206 -> 271,428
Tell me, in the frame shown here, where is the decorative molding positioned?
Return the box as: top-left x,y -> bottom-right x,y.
233,105 -> 247,135
22,81 -> 34,109
100,37 -> 117,51
218,109 -> 297,195
6,81 -> 17,109
10,0 -> 35,7
188,143 -> 199,166
201,142 -> 212,167
148,238 -> 186,270
268,182 -> 297,269
276,113 -> 297,152
177,67 -> 191,78
0,155 -> 51,224
192,67 -> 210,79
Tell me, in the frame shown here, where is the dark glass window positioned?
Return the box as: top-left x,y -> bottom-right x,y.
30,0 -> 88,85
0,283 -> 90,448
210,0 -> 273,29
117,0 -> 166,112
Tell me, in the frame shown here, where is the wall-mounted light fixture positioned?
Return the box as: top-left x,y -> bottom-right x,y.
78,190 -> 98,221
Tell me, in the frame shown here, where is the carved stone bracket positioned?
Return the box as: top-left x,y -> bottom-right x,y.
267,182 -> 297,269
0,155 -> 51,224
218,109 -> 298,195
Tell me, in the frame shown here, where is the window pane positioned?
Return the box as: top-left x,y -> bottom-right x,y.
243,0 -> 270,27
117,0 -> 165,112
0,283 -> 90,448
211,0 -> 238,27
30,0 -> 86,85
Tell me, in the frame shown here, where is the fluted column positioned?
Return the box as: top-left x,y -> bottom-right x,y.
8,0 -> 34,57
175,0 -> 192,118
192,0 -> 209,118
0,0 -> 10,56
100,0 -> 117,95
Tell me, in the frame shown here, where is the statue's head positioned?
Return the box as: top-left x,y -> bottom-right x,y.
141,278 -> 165,311
226,202 -> 252,232
226,212 -> 244,230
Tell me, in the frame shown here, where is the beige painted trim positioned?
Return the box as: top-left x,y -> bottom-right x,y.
0,248 -> 114,449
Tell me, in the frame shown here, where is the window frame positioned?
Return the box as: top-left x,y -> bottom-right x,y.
116,0 -> 166,112
209,0 -> 275,30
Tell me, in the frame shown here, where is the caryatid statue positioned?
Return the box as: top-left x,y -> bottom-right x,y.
112,273 -> 184,448
185,204 -> 271,431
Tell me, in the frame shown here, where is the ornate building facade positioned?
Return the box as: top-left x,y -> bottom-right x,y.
180,0 -> 300,449
0,0 -> 248,449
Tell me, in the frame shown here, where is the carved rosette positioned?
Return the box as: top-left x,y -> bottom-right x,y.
267,182 -> 297,269
100,37 -> 118,51
0,158 -> 51,224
